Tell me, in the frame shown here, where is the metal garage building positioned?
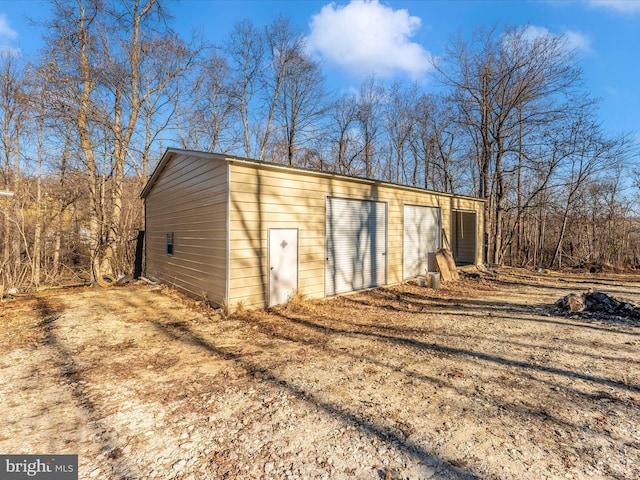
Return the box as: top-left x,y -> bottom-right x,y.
140,148 -> 485,310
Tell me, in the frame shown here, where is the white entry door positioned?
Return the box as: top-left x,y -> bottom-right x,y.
269,228 -> 298,307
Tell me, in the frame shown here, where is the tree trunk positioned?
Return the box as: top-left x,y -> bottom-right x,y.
551,203 -> 571,269
32,126 -> 43,287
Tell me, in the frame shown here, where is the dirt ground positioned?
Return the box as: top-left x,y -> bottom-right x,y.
1,267 -> 639,480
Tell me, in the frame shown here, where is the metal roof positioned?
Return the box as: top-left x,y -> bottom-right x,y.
140,147 -> 485,203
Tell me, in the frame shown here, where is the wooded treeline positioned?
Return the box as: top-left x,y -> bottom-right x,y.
1,0 -> 639,289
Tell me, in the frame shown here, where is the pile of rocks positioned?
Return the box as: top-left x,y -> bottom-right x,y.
555,290 -> 640,325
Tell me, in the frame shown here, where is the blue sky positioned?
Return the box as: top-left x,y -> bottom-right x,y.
0,0 -> 638,140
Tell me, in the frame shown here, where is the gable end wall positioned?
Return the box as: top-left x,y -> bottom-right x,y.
144,152 -> 229,304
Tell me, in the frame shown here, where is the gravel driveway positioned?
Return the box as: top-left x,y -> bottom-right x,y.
1,268 -> 639,479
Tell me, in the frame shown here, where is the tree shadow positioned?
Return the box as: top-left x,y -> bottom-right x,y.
268,296 -> 640,367
489,276 -> 640,300
34,297 -> 132,479
246,308 -> 635,438
268,309 -> 639,399
343,289 -> 640,337
148,318 -> 480,480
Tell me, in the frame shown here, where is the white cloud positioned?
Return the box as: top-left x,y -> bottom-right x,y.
563,30 -> 591,52
587,0 -> 640,13
0,14 -> 18,40
520,25 -> 551,41
306,0 -> 433,79
522,25 -> 592,53
605,86 -> 619,96
0,14 -> 20,56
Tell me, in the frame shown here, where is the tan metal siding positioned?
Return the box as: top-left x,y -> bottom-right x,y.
143,150 -> 484,310
227,163 -> 484,309
145,153 -> 228,304
228,166 -> 327,309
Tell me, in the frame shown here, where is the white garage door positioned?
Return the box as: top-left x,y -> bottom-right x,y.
326,197 -> 387,296
403,205 -> 441,278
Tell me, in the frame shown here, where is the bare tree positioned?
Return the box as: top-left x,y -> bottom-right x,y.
257,15 -> 304,161
136,30 -> 200,181
328,92 -> 361,175
41,0 -> 104,281
98,0 -> 166,277
439,25 -> 586,264
356,76 -> 385,179
180,50 -> 238,153
384,81 -> 417,184
549,118 -> 630,268
42,0 -> 198,281
410,93 -> 464,192
0,52 -> 30,287
277,47 -> 325,165
224,19 -> 264,158
2,7 -> 639,290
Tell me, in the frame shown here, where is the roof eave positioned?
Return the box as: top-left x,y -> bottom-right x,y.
139,148 -> 227,199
